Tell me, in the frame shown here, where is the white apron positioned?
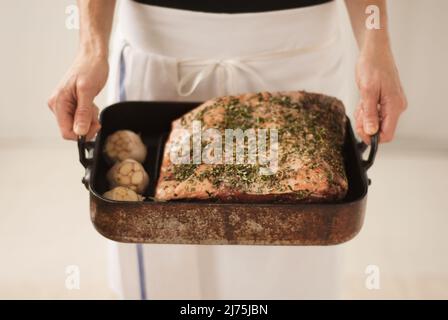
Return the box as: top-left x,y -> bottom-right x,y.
107,0 -> 346,299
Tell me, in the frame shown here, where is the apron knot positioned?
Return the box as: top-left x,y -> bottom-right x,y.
176,58 -> 267,97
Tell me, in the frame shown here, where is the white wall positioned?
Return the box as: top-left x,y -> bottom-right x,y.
0,0 -> 447,146
387,0 -> 448,146
0,0 -> 107,140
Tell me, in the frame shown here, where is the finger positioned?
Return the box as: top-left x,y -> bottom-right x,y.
86,123 -> 101,141
86,122 -> 101,141
92,104 -> 100,124
355,107 -> 370,144
73,86 -> 95,136
356,115 -> 370,144
86,105 -> 101,141
354,107 -> 363,135
48,85 -> 65,112
359,83 -> 380,135
54,93 -> 77,140
358,123 -> 371,145
361,98 -> 380,136
379,108 -> 400,143
48,94 -> 56,112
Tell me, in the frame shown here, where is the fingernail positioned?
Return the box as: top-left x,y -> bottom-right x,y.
74,123 -> 85,135
364,122 -> 378,135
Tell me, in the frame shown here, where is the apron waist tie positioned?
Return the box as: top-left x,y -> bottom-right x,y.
175,33 -> 339,97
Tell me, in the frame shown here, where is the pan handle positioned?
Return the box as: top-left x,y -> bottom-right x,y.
78,136 -> 95,189
357,132 -> 379,171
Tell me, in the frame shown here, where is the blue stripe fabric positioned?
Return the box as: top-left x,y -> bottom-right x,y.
119,45 -> 127,102
118,43 -> 147,300
136,244 -> 147,300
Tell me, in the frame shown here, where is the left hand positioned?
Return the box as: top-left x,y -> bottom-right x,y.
355,47 -> 407,144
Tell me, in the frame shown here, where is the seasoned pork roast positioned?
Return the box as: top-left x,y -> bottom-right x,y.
155,91 -> 348,202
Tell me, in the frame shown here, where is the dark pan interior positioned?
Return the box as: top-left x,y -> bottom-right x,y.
91,101 -> 368,204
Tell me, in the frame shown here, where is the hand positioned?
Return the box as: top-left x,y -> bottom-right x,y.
355,47 -> 407,144
48,51 -> 109,140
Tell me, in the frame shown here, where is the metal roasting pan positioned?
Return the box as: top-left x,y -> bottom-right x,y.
78,101 -> 378,245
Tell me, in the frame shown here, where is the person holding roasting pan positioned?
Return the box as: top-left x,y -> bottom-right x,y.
48,0 -> 406,299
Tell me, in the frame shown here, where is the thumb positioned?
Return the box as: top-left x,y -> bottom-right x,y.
360,87 -> 380,135
73,89 -> 95,136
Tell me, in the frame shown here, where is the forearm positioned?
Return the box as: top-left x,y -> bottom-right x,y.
77,0 -> 116,58
345,1 -> 407,143
344,0 -> 390,52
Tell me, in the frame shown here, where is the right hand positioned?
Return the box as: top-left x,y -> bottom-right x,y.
48,52 -> 109,140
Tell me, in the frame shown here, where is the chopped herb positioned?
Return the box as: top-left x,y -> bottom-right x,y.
173,164 -> 198,181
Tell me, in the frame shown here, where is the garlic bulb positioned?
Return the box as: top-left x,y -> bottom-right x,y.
103,186 -> 144,202
107,159 -> 149,194
104,130 -> 147,163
